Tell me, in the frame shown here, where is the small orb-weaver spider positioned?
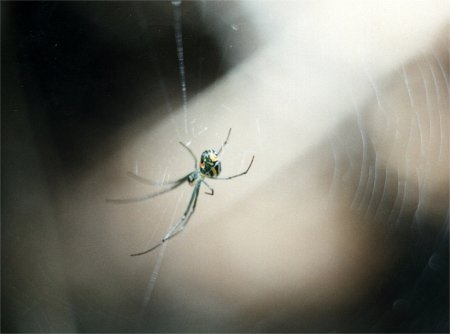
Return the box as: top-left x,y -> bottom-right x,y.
107,128 -> 254,256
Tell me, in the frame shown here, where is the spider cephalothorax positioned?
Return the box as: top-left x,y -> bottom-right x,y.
200,149 -> 222,177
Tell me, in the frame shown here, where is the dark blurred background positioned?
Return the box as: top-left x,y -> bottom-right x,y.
3,1 -> 241,171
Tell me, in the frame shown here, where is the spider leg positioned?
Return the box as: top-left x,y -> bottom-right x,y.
130,240 -> 164,256
127,171 -> 188,186
179,142 -> 197,169
130,182 -> 201,256
162,182 -> 200,240
213,155 -> 255,180
202,180 -> 214,195
106,175 -> 189,204
216,128 -> 232,156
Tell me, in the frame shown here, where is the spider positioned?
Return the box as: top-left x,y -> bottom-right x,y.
107,128 -> 255,256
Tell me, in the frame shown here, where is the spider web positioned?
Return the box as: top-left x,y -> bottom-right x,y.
2,1 -> 448,333
133,2 -> 449,331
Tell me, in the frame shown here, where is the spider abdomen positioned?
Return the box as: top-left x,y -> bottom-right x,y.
200,149 -> 221,178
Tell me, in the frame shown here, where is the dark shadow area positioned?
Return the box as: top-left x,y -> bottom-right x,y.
2,2 -> 258,332
2,1 -> 256,173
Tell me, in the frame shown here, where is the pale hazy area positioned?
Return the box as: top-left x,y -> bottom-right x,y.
3,1 -> 449,332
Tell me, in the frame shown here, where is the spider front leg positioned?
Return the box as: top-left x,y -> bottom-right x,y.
126,171 -> 187,186
160,183 -> 200,242
106,175 -> 189,203
130,182 -> 201,256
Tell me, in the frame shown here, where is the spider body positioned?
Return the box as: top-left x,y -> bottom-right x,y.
187,171 -> 199,185
199,149 -> 221,177
107,128 -> 254,256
